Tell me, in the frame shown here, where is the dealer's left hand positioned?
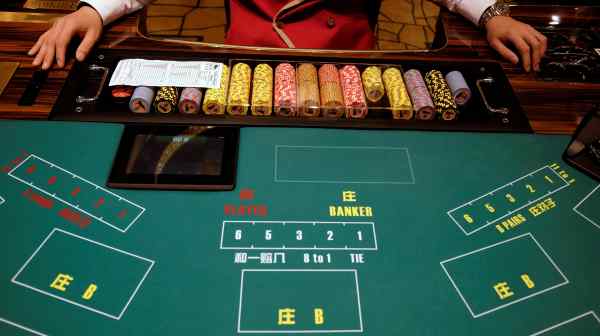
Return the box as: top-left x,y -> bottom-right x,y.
485,16 -> 547,72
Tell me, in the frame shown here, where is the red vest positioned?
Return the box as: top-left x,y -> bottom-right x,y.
225,0 -> 379,50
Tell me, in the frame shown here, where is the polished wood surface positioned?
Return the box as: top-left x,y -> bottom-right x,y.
0,6 -> 598,134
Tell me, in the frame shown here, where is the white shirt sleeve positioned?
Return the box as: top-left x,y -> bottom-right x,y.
432,0 -> 495,26
80,0 -> 153,25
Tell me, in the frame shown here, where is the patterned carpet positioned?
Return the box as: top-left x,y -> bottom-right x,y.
145,0 -> 441,50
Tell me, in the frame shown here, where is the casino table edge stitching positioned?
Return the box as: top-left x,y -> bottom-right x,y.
10,228 -> 155,320
439,232 -> 570,319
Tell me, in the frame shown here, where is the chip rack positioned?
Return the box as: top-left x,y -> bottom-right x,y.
51,49 -> 532,133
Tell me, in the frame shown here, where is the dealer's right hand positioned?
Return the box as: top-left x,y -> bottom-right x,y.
28,6 -> 103,70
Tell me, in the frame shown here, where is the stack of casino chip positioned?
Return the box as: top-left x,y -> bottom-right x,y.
318,64 -> 344,118
154,87 -> 179,114
296,63 -> 320,117
178,88 -> 203,114
129,86 -> 155,114
227,63 -> 252,115
425,70 -> 458,121
203,64 -> 229,115
339,65 -> 368,118
361,66 -> 385,103
111,86 -> 134,104
382,67 -> 413,120
403,69 -> 435,120
445,71 -> 472,106
274,63 -> 297,117
251,63 -> 274,116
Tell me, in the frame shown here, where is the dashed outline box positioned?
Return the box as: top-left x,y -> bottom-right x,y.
8,154 -> 146,233
440,232 -> 569,318
0,317 -> 47,336
11,228 -> 155,320
237,269 -> 364,334
274,145 -> 416,185
220,221 -> 378,251
447,166 -> 570,236
573,185 -> 600,230
529,311 -> 600,335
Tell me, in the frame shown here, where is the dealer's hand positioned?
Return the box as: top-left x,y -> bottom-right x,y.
28,6 -> 103,70
485,16 -> 547,72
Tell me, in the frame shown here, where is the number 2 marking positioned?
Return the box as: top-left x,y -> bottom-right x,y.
526,184 -> 536,193
327,231 -> 334,241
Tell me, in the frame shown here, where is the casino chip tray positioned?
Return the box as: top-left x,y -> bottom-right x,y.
51,49 -> 532,133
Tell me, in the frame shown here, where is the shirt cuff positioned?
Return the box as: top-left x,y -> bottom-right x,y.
79,0 -> 129,25
456,0 -> 496,26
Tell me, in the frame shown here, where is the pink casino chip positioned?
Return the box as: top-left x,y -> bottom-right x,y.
339,65 -> 368,118
274,63 -> 297,116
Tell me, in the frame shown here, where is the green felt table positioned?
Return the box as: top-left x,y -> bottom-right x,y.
0,120 -> 599,336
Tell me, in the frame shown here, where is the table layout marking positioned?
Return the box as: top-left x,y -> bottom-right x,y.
220,221 -> 378,251
573,185 -> 600,229
274,145 -> 416,184
448,166 -> 570,236
529,311 -> 600,336
7,154 -> 146,232
11,228 -> 155,320
440,232 -> 569,318
0,317 -> 47,336
237,269 -> 363,334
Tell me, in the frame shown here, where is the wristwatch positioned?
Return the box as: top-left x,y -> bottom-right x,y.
479,2 -> 511,28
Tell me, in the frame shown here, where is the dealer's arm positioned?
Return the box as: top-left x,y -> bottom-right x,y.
29,0 -> 547,72
434,0 -> 547,72
28,0 -> 151,69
